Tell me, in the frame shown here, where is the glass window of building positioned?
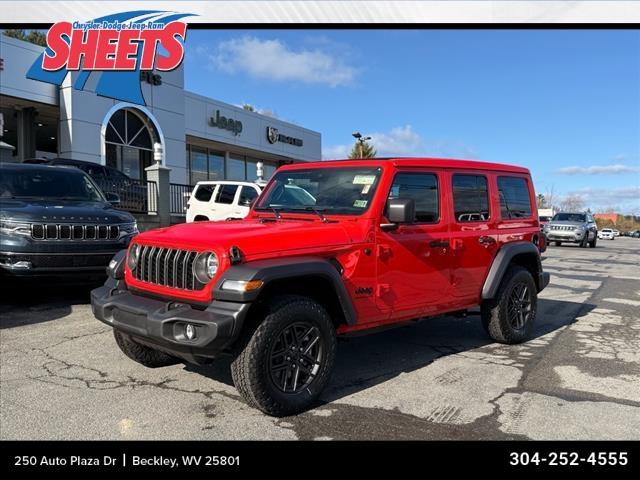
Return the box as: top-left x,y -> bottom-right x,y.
226,154 -> 246,181
263,162 -> 277,180
208,151 -> 225,181
189,147 -> 208,185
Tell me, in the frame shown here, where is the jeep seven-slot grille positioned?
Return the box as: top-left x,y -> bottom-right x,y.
132,246 -> 205,291
549,225 -> 575,231
31,223 -> 120,240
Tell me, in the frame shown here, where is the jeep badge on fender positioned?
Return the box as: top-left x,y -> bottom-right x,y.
91,157 -> 549,417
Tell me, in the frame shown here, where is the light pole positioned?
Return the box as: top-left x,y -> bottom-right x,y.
352,131 -> 371,159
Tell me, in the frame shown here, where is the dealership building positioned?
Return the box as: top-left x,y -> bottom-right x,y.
0,34 -> 322,185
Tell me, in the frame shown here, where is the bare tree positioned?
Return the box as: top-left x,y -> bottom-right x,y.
558,194 -> 586,212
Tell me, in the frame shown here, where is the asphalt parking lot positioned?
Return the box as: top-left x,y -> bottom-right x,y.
1,238 -> 639,440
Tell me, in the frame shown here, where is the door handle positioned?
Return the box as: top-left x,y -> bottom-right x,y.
478,236 -> 496,245
429,240 -> 450,248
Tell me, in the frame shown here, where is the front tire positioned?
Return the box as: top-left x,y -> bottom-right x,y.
231,296 -> 336,416
554,241 -> 562,246
113,330 -> 179,368
481,266 -> 537,344
589,235 -> 597,248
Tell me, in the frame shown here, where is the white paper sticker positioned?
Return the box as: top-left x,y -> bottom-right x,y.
361,184 -> 371,194
353,175 -> 376,185
353,199 -> 368,208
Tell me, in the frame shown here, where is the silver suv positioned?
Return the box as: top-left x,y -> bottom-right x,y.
543,212 -> 598,248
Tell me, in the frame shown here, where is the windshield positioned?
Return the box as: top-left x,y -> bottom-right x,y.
256,167 -> 382,215
552,213 -> 585,222
0,168 -> 106,202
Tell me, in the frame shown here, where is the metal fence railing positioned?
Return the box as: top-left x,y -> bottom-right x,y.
96,179 -> 158,214
170,183 -> 192,215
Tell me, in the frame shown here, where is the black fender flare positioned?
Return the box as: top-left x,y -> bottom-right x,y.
213,256 -> 357,325
481,242 -> 547,300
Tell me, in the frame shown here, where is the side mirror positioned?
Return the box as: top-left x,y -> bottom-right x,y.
381,198 -> 415,231
105,192 -> 121,206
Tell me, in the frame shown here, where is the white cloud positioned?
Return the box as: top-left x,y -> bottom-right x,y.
209,37 -> 357,87
323,125 -> 477,160
557,164 -> 640,175
561,186 -> 640,213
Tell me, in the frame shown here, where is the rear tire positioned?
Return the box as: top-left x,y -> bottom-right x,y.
113,330 -> 179,368
230,295 -> 336,416
589,235 -> 597,248
481,266 -> 537,344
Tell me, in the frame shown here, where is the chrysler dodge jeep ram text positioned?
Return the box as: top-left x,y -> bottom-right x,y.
0,163 -> 138,279
92,158 -> 549,416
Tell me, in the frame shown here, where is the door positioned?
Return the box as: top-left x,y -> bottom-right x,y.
235,186 -> 260,218
188,184 -> 217,221
211,183 -> 239,220
376,170 -> 452,318
448,172 -> 497,300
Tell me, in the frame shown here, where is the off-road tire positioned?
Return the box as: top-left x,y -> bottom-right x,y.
481,265 -> 537,344
589,235 -> 597,248
113,330 -> 179,368
554,241 -> 562,246
230,295 -> 336,416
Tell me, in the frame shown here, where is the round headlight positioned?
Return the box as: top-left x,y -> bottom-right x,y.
193,252 -> 218,284
127,244 -> 141,270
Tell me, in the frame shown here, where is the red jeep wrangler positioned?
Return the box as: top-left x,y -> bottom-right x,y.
92,158 -> 549,416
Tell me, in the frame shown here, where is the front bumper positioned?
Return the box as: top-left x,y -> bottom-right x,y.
544,231 -> 584,243
91,282 -> 250,364
0,250 -> 120,276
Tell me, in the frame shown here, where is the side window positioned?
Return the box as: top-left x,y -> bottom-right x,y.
194,184 -> 215,202
452,174 -> 490,222
239,186 -> 259,206
388,173 -> 439,223
214,184 -> 238,205
498,176 -> 532,219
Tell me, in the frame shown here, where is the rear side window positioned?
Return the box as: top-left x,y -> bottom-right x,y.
388,173 -> 439,223
215,184 -> 238,204
239,186 -> 259,206
498,176 -> 532,219
194,185 -> 215,202
452,174 -> 490,222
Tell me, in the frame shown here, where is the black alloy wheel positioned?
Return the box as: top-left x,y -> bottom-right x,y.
507,283 -> 532,330
268,322 -> 324,393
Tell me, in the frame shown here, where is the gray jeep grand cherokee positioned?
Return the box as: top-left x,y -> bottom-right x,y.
543,212 -> 598,248
0,163 -> 138,279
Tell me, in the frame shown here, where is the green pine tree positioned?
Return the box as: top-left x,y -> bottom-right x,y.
3,29 -> 47,47
348,140 -> 377,159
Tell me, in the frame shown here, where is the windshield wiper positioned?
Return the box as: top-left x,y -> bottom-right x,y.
255,205 -> 283,220
282,206 -> 333,223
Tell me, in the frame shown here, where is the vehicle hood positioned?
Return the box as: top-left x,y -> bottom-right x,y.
135,218 -> 357,257
0,199 -> 134,224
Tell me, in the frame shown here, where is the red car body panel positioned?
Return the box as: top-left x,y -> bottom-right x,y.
124,157 -> 540,332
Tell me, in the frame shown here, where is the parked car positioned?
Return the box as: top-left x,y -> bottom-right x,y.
598,228 -> 615,240
0,163 -> 138,279
632,230 -> 640,238
186,181 -> 263,222
612,229 -> 620,237
25,158 -> 147,212
543,212 -> 598,248
92,157 -> 549,416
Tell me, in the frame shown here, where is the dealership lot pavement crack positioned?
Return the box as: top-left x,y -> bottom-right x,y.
1,239 -> 638,440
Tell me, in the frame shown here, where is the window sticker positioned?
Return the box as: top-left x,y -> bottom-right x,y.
353,175 -> 376,185
361,184 -> 371,194
353,199 -> 368,208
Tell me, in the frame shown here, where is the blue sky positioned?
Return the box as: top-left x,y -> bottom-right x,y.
184,29 -> 640,214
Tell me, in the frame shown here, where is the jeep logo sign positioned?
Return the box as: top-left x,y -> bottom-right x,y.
266,126 -> 303,147
209,110 -> 243,136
